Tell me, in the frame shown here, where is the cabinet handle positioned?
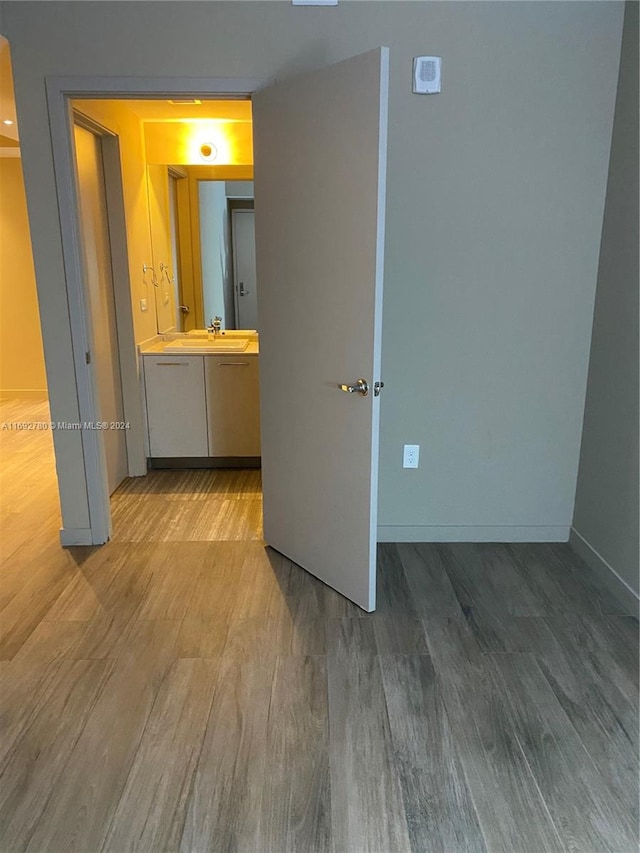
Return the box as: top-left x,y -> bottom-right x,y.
155,362 -> 190,366
217,362 -> 249,366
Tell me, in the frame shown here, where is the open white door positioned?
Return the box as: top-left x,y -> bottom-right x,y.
253,47 -> 388,612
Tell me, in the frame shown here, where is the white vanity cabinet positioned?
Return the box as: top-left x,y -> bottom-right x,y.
204,355 -> 261,457
143,356 -> 209,457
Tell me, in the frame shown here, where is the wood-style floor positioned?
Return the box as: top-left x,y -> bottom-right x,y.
1,399 -> 638,852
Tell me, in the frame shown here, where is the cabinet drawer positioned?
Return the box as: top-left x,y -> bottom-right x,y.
144,356 -> 208,457
205,357 -> 261,457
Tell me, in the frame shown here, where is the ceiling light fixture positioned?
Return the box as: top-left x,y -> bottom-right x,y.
3,119 -> 14,126
199,142 -> 218,162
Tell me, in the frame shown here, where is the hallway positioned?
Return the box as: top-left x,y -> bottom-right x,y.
0,399 -> 638,852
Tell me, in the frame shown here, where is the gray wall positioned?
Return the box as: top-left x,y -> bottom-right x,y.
572,1 -> 639,600
226,181 -> 254,199
1,1 -> 624,539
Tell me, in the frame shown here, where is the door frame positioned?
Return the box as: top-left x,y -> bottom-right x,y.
46,76 -> 265,544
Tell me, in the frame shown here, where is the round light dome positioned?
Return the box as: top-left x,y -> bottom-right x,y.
199,142 -> 218,162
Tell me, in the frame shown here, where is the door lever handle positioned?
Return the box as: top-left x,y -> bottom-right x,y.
339,378 -> 369,396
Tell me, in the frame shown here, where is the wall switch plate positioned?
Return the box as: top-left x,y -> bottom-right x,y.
140,298 -> 148,312
403,444 -> 420,468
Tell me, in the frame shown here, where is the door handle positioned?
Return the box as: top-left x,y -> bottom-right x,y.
179,305 -> 190,314
339,378 -> 369,396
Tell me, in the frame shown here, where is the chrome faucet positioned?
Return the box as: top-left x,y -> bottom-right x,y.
207,316 -> 222,338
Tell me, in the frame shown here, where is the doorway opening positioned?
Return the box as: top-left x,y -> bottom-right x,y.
69,95 -> 262,543
47,52 -> 388,611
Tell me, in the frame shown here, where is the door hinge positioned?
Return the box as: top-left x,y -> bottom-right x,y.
85,351 -> 91,365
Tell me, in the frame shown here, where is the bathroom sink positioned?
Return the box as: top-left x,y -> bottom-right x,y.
164,338 -> 249,353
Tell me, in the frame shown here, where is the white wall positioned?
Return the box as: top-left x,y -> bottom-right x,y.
571,0 -> 639,607
2,1 -> 624,541
199,181 -> 232,328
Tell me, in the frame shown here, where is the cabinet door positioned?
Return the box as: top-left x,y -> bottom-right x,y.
144,356 -> 208,457
205,357 -> 261,457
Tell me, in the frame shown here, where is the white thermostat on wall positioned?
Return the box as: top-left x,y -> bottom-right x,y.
413,56 -> 442,94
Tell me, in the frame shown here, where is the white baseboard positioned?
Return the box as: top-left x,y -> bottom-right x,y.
569,527 -> 639,616
59,527 -> 94,547
0,388 -> 48,400
377,524 -> 570,543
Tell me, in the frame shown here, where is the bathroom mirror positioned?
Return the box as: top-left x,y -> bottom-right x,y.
147,165 -> 255,333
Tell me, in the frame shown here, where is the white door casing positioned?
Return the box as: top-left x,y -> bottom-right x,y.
253,48 -> 389,611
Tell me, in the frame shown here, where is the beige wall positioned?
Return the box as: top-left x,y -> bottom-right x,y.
2,1 -> 625,539
0,157 -> 47,397
572,1 -> 639,606
146,163 -> 177,333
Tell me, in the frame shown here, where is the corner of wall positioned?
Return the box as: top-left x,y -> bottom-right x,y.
570,0 -> 639,609
569,527 -> 639,616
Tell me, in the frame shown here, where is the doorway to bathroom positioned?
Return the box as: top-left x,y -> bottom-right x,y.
68,95 -> 265,555
51,50 -> 388,611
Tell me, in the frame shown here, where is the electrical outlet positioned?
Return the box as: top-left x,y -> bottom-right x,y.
403,444 -> 420,469
140,298 -> 148,312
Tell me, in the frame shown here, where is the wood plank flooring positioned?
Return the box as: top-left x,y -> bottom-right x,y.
110,469 -> 263,543
1,398 -> 638,852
